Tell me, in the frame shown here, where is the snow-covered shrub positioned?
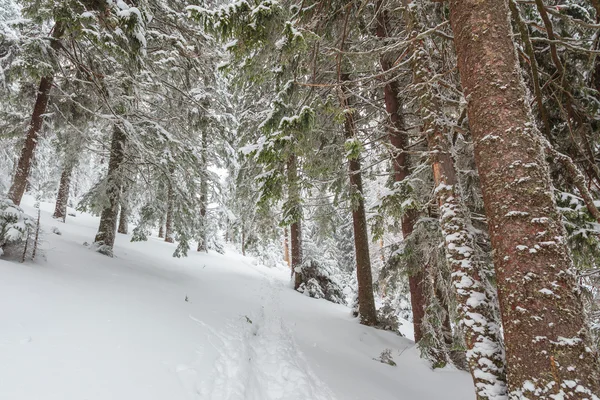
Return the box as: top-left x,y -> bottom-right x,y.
0,198 -> 36,258
296,259 -> 345,304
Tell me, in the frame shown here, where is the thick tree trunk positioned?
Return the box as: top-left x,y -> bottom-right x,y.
53,162 -> 74,222
287,155 -> 303,290
165,171 -> 175,244
94,125 -> 126,255
449,0 -> 600,397
376,1 -> 426,342
8,22 -> 64,206
340,73 -> 378,327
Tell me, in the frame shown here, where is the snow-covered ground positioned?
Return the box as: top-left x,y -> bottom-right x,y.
0,196 -> 474,400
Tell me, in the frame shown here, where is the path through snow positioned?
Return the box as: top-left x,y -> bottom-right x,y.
0,197 -> 475,399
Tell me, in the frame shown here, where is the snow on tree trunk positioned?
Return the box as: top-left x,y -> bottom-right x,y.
376,0 -> 426,342
94,124 -> 126,255
448,0 -> 600,396
197,131 -> 208,252
53,162 -> 73,222
410,28 -> 506,396
8,22 -> 64,206
340,72 -> 378,327
288,155 -> 303,290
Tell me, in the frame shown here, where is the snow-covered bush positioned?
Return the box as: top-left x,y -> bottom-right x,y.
296,259 -> 345,304
0,198 -> 36,258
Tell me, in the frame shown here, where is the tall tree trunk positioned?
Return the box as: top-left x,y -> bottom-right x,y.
53,162 -> 74,222
8,22 -> 64,206
165,169 -> 175,244
288,155 -> 303,290
94,124 -> 126,255
407,11 -> 507,394
197,131 -> 208,252
449,0 -> 600,397
340,73 -> 378,327
376,0 -> 426,342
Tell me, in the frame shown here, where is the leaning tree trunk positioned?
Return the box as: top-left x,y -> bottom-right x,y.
53,162 -> 74,222
9,22 -> 64,206
287,155 -> 303,290
340,73 -> 378,327
94,124 -> 126,255
449,0 -> 600,397
376,0 -> 426,342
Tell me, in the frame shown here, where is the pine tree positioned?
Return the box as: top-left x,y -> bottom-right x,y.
449,0 -> 600,396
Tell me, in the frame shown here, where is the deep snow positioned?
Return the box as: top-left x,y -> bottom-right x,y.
0,196 -> 475,399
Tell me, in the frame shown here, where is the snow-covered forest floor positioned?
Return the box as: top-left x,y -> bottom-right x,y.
0,196 -> 473,400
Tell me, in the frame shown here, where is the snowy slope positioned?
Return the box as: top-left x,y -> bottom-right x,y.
0,197 -> 475,400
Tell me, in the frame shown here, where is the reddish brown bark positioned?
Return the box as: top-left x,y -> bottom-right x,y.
8,22 -> 64,206
283,227 -> 290,268
449,0 -> 600,396
197,131 -> 208,252
376,1 -> 426,342
340,73 -> 378,327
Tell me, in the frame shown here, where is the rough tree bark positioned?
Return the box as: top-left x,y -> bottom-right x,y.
376,0 -> 426,342
449,0 -> 600,397
340,72 -> 378,326
287,155 -> 303,290
283,227 -> 290,268
409,28 -> 507,395
9,22 -> 64,206
93,124 -> 126,255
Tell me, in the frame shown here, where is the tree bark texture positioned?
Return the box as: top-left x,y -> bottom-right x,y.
340,73 -> 378,327
376,1 -> 426,342
94,124 -> 126,254
117,199 -> 129,234
449,0 -> 600,397
409,29 -> 507,395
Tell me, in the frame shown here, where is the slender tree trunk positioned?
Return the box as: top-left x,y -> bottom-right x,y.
53,162 -> 74,222
340,73 -> 378,327
158,215 -> 165,238
283,227 -> 290,268
287,155 -> 303,289
376,1 -> 426,342
8,23 -> 64,206
197,131 -> 208,252
165,169 -> 175,244
449,0 -> 600,397
94,125 -> 126,255
117,197 -> 129,234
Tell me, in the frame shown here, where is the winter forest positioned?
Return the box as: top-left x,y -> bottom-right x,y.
1,0 -> 600,398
